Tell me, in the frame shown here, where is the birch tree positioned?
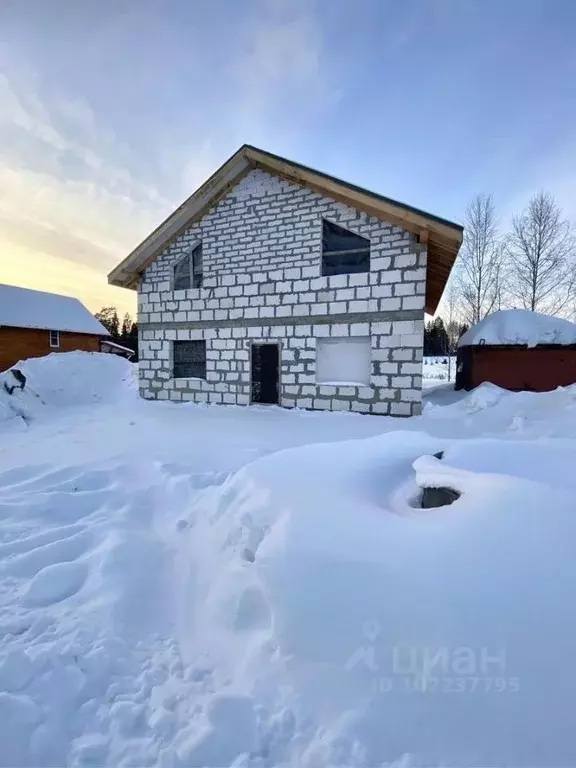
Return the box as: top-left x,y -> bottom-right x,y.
506,191 -> 575,314
444,280 -> 461,382
457,194 -> 502,326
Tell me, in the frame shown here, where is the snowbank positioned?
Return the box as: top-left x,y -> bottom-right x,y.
1,351 -> 576,765
1,424 -> 576,765
172,433 -> 576,766
458,308 -> 576,348
0,352 -> 136,429
425,379 -> 576,438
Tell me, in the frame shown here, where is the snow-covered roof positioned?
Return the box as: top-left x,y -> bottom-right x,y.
0,283 -> 109,335
100,339 -> 135,355
458,309 -> 576,348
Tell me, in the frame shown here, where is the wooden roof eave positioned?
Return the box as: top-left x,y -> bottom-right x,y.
108,153 -> 253,288
108,145 -> 463,305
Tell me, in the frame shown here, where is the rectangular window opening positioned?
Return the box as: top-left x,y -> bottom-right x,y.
321,219 -> 370,277
192,243 -> 203,288
316,337 -> 371,386
49,330 -> 60,348
174,242 -> 203,290
173,340 -> 206,379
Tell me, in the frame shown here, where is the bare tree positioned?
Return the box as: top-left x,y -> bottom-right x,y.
457,193 -> 502,326
506,191 -> 575,314
444,280 -> 461,382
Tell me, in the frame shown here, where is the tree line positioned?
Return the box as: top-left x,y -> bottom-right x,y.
424,316 -> 468,357
94,307 -> 139,361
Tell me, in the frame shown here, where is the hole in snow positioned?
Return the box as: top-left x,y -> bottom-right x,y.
242,548 -> 255,563
419,486 -> 461,509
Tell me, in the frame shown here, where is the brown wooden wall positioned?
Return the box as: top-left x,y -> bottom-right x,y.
457,345 -> 576,392
0,326 -> 100,372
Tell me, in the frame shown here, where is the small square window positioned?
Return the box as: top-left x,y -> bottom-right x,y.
49,330 -> 60,348
173,340 -> 206,379
321,219 -> 370,276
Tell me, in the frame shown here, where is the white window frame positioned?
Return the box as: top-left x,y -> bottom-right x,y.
316,336 -> 372,386
49,330 -> 60,348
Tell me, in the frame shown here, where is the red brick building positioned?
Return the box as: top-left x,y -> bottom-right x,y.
0,284 -> 108,373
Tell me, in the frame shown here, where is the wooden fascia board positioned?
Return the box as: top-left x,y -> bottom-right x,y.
108,153 -> 252,288
246,147 -> 463,248
109,143 -> 463,295
251,151 -> 462,317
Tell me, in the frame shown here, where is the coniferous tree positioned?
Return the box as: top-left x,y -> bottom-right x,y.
120,313 -> 132,345
95,307 -> 120,339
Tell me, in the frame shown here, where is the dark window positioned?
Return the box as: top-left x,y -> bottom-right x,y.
173,340 -> 206,379
321,220 -> 370,276
173,256 -> 190,290
191,243 -> 203,288
49,330 -> 60,348
174,243 -> 203,290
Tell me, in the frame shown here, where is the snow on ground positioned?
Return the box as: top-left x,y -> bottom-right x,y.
458,308 -> 576,348
422,355 -> 456,387
0,352 -> 135,432
1,352 -> 576,767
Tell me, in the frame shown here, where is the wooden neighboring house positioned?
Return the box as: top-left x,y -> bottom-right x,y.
456,309 -> 576,392
0,283 -> 109,372
109,144 -> 463,416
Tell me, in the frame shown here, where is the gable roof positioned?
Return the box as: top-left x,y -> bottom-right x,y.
108,144 -> 464,314
0,283 -> 109,336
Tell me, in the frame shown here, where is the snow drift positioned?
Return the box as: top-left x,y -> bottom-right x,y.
173,433 -> 576,767
1,351 -> 576,766
0,352 -> 136,429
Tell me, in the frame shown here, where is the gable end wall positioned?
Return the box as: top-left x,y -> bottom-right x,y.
138,168 -> 426,415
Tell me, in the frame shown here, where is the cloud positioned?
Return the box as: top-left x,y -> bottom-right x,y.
0,70 -> 176,313
0,0 -> 338,314
162,0 -> 339,198
229,0 -> 339,143
0,243 -> 136,315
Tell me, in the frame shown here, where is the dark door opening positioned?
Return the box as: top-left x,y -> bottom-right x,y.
251,343 -> 279,404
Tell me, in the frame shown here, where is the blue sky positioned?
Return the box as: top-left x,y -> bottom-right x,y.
1,0 -> 575,315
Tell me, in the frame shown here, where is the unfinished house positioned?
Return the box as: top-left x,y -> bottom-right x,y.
108,145 -> 462,415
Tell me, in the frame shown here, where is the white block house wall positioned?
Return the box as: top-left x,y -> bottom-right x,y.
138,168 -> 427,416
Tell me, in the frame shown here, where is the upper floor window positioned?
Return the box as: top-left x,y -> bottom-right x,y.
49,330 -> 60,348
321,220 -> 370,276
174,242 -> 203,290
